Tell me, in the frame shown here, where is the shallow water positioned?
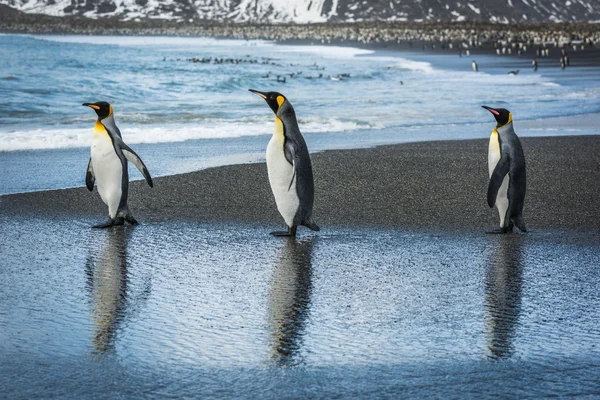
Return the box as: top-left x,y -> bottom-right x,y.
1,217 -> 599,397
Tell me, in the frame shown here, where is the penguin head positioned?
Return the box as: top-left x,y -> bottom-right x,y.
482,106 -> 512,127
83,101 -> 113,120
249,89 -> 288,115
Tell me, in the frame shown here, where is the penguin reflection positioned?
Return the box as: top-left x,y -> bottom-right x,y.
268,237 -> 315,366
484,237 -> 524,359
85,227 -> 130,354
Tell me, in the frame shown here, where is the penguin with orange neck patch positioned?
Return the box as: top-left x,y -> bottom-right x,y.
83,101 -> 153,228
249,90 -> 320,237
482,106 -> 527,234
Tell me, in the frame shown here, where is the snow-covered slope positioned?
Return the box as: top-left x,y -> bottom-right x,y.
0,0 -> 598,22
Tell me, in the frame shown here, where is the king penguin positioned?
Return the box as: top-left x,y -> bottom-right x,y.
83,101 -> 153,228
249,89 -> 320,237
482,106 -> 527,234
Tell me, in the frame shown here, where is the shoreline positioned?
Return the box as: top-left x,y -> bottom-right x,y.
2,135 -> 599,233
2,111 -> 599,197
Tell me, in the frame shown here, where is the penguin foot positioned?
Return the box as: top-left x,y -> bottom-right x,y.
485,227 -> 514,234
271,231 -> 294,237
92,219 -> 115,229
92,217 -> 125,229
271,226 -> 297,237
113,217 -> 125,226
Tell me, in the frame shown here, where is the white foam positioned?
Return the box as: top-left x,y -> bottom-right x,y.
28,35 -> 274,48
0,117 -> 377,152
275,44 -> 373,59
360,54 -> 434,72
393,58 -> 434,73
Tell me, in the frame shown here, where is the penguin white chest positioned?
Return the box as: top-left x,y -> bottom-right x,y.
91,124 -> 123,218
488,131 -> 510,226
266,119 -> 299,227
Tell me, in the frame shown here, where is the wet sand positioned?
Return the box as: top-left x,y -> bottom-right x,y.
1,135 -> 599,232
1,136 -> 600,399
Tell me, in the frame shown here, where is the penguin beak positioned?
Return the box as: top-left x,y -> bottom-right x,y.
482,105 -> 500,116
83,103 -> 100,110
248,89 -> 267,100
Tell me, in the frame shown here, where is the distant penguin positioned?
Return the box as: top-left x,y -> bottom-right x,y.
472,60 -> 478,72
248,90 -> 320,237
508,69 -> 519,75
532,59 -> 538,71
482,106 -> 527,234
83,102 -> 153,228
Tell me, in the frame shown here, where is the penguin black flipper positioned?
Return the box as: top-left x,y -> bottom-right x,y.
116,140 -> 154,188
284,140 -> 297,191
487,154 -> 511,208
86,158 -> 95,192
285,139 -> 319,232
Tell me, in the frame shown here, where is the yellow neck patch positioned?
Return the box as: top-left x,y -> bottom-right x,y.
93,120 -> 108,137
276,96 -> 285,108
274,116 -> 284,138
492,128 -> 498,135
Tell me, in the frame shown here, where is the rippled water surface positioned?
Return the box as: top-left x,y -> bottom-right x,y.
1,217 -> 599,397
2,34 -> 598,150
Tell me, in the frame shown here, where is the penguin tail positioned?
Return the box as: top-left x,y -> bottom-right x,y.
303,221 -> 320,232
513,215 -> 527,233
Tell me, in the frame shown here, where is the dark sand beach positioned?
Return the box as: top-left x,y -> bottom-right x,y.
2,135 -> 599,232
1,136 -> 600,398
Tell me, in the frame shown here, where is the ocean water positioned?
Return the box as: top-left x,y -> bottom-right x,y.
1,34 -> 600,194
1,218 -> 599,398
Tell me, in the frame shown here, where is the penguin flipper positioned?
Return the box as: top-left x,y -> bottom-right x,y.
119,143 -> 153,188
283,140 -> 296,166
284,141 -> 297,191
487,155 -> 511,208
85,158 -> 95,192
